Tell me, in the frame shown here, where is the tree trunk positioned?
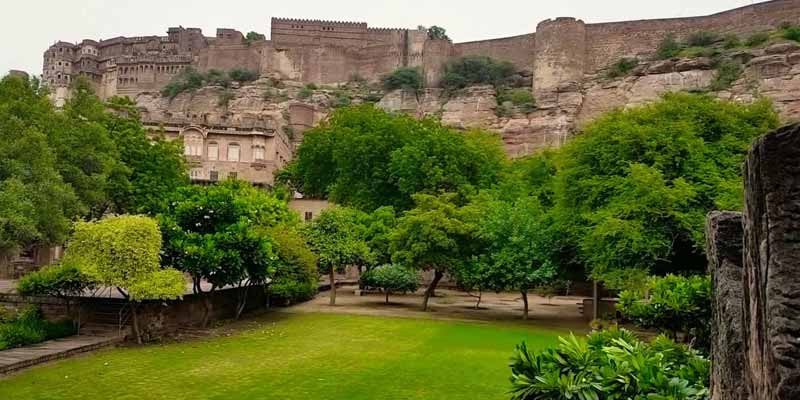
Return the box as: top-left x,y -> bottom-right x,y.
131,303 -> 142,345
422,270 -> 444,311
592,280 -> 600,321
476,289 -> 483,310
329,269 -> 337,306
385,290 -> 390,304
235,283 -> 250,320
521,291 -> 529,320
201,291 -> 214,328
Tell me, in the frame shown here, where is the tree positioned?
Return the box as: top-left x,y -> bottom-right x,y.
283,105 -> 506,211
555,93 -> 778,288
0,75 -> 83,254
244,31 -> 266,44
440,56 -> 516,91
473,196 -> 560,319
304,207 -> 371,305
390,193 -> 480,311
265,226 -> 319,306
427,26 -> 449,41
360,265 -> 419,304
362,206 -> 397,267
104,97 -> 189,215
159,180 -> 294,324
63,215 -> 185,344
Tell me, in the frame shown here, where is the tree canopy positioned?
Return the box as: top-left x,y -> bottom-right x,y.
282,105 -> 506,211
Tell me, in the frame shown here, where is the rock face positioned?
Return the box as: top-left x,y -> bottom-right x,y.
706,211 -> 745,400
742,123 -> 800,400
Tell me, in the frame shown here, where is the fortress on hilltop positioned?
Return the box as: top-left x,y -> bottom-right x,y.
37,0 -> 800,188
43,0 -> 800,100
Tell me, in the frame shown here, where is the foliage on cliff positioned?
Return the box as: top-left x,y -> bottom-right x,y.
440,56 -> 516,91
161,67 -> 259,98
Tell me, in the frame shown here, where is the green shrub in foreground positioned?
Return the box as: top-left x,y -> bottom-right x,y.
0,306 -> 76,350
509,327 -> 710,400
617,274 -> 711,352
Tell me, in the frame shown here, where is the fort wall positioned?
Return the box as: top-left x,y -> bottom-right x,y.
454,34 -> 535,72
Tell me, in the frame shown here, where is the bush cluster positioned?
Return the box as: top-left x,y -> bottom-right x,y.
382,67 -> 424,91
710,59 -> 743,91
161,68 -> 259,98
606,57 -> 639,79
509,328 -> 710,400
441,56 -> 515,91
783,24 -> 800,42
496,88 -> 537,116
618,274 -> 712,351
0,306 -> 76,350
360,265 -> 419,303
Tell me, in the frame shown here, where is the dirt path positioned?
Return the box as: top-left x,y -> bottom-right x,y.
287,285 -> 590,332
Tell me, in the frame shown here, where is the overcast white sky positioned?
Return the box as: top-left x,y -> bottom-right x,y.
2,0 -> 765,76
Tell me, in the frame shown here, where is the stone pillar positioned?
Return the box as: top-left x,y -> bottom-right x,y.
706,211 -> 745,400
742,123 -> 800,400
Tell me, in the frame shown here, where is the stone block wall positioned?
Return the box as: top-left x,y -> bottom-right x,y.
706,211 -> 745,400
742,123 -> 800,399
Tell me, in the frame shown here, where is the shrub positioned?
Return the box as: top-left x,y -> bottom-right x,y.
681,46 -> 720,59
745,32 -> 770,47
228,68 -> 259,82
617,274 -> 711,351
266,226 -> 318,306
330,93 -> 352,108
161,67 -> 205,98
509,328 -> 710,400
360,265 -> 419,303
723,33 -> 742,49
654,34 -> 682,60
783,25 -> 800,42
269,280 -> 317,306
17,262 -> 95,300
606,57 -> 639,78
710,59 -> 743,91
496,88 -> 537,115
244,31 -> 265,44
382,67 -> 423,91
686,31 -> 718,47
440,56 -> 515,91
217,89 -> 235,107
298,86 -> 314,99
0,306 -> 76,350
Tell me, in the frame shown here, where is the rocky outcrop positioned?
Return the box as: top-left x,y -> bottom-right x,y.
706,211 -> 745,400
742,123 -> 800,400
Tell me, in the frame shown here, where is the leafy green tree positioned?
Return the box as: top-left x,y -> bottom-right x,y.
362,206 -> 397,266
264,226 -> 319,306
556,93 -> 777,287
104,97 -> 189,215
360,265 -> 419,304
473,196 -> 560,319
284,105 -> 506,211
304,207 -> 371,305
427,26 -> 449,40
244,31 -> 266,44
64,215 -> 185,344
390,193 -> 480,311
0,75 -> 83,254
159,180 -> 294,324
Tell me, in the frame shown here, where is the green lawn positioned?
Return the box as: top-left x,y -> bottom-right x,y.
0,312 -> 566,400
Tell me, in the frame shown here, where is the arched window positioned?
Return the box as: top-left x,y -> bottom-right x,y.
207,143 -> 218,161
182,131 -> 203,156
227,143 -> 240,162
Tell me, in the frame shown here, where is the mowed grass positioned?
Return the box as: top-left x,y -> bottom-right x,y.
0,312 -> 565,400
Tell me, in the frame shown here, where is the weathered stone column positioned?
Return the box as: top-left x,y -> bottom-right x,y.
742,123 -> 800,400
706,211 -> 745,400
